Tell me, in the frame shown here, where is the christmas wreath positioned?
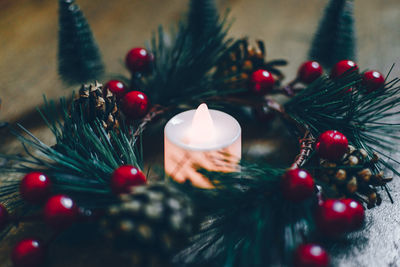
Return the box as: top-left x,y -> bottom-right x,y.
0,0 -> 399,266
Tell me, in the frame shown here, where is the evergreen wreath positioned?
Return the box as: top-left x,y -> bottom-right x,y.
0,0 -> 398,266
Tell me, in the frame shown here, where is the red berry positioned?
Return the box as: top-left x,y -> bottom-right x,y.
316,130 -> 348,162
12,239 -> 45,267
281,169 -> 315,202
330,60 -> 359,79
20,172 -> 51,204
342,198 -> 365,231
315,199 -> 351,237
0,204 -> 9,230
122,91 -> 150,120
125,47 -> 153,73
105,80 -> 127,98
293,244 -> 329,267
362,70 -> 385,93
44,195 -> 78,229
298,61 -> 323,84
249,69 -> 275,94
111,165 -> 147,195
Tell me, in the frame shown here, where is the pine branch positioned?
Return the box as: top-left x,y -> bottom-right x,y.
285,71 -> 400,176
290,131 -> 316,169
132,105 -> 167,139
309,0 -> 356,69
0,96 -> 142,206
58,0 -> 104,85
142,5 -> 236,107
173,163 -> 315,266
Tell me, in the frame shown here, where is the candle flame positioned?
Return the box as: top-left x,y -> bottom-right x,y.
187,103 -> 216,145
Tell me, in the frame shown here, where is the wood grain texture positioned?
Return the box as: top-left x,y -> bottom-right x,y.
0,0 -> 400,266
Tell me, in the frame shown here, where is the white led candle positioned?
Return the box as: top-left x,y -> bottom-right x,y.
164,103 -> 241,188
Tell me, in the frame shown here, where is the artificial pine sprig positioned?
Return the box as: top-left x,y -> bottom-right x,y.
173,163 -> 316,266
0,0 -> 396,265
136,0 -> 240,107
142,21 -> 238,107
0,95 -> 142,206
284,72 -> 360,135
285,70 -> 400,177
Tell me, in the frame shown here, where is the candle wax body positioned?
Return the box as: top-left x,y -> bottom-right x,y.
164,108 -> 241,188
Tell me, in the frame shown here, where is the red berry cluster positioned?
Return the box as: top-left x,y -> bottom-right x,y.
314,131 -> 366,233
331,60 -> 385,93
104,47 -> 154,121
6,172 -> 80,267
7,165 -> 147,267
16,172 -> 80,229
295,59 -> 385,94
105,80 -> 150,120
282,129 -> 365,266
316,198 -> 365,237
252,59 -> 384,126
242,59 -> 385,126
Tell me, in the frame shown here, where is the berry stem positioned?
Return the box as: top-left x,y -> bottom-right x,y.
290,131 -> 315,169
262,98 -> 316,169
276,78 -> 300,97
133,105 -> 168,139
264,97 -> 307,133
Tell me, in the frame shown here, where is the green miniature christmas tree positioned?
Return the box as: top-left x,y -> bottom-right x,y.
58,0 -> 104,85
309,0 -> 356,69
187,0 -> 220,43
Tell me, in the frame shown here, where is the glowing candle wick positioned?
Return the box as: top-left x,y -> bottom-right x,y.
187,103 -> 216,145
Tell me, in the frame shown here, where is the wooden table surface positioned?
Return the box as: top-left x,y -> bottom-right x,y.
1,0 -> 400,266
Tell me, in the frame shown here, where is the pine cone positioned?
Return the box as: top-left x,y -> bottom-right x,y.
317,145 -> 392,208
101,183 -> 196,266
215,38 -> 287,87
72,81 -> 120,132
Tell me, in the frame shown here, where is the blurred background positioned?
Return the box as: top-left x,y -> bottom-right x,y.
1,0 -> 400,266
1,0 -> 400,124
